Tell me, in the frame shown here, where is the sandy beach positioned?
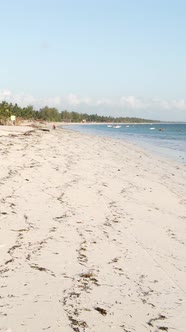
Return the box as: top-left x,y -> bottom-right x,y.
0,125 -> 185,332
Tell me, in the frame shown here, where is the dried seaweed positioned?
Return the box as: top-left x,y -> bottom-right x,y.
94,307 -> 107,316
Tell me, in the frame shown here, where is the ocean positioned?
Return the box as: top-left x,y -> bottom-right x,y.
63,123 -> 186,164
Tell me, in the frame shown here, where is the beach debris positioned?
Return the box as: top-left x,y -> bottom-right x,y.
39,128 -> 50,132
0,267 -> 9,275
77,240 -> 88,265
49,226 -> 57,233
79,271 -> 95,279
120,325 -> 131,332
29,264 -> 56,277
147,314 -> 167,327
8,244 -> 21,255
1,211 -> 8,215
4,258 -> 14,265
11,228 -> 28,232
94,306 -> 107,316
23,130 -> 36,136
108,257 -> 119,264
30,264 -> 47,272
57,193 -> 64,204
42,326 -> 51,330
78,270 -> 99,287
68,316 -> 88,331
69,292 -> 80,299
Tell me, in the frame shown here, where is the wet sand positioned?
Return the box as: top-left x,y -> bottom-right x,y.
0,125 -> 186,332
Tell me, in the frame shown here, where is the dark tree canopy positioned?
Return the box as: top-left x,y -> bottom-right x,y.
0,101 -> 158,123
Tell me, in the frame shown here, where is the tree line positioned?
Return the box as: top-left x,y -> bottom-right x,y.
0,101 -> 157,123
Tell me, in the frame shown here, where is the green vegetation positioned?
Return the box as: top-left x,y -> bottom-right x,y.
0,101 -> 158,124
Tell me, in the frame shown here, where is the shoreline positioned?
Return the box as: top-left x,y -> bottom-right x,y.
58,120 -> 186,124
0,126 -> 185,331
59,123 -> 186,165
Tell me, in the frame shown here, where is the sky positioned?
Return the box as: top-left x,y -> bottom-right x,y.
0,0 -> 186,121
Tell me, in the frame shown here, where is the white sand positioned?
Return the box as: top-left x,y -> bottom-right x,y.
0,125 -> 185,332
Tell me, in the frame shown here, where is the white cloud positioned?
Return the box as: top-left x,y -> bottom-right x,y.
120,96 -> 145,109
120,96 -> 186,112
0,89 -> 186,120
0,89 -> 35,106
0,90 -> 12,98
0,89 -> 62,108
42,96 -> 61,107
170,99 -> 186,111
96,98 -> 112,106
65,94 -> 92,106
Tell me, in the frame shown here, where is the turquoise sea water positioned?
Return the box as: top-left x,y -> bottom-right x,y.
63,123 -> 186,163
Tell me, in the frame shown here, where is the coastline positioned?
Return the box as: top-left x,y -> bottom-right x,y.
0,125 -> 186,331
60,122 -> 186,165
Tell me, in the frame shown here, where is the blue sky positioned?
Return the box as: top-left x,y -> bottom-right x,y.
0,0 -> 186,120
